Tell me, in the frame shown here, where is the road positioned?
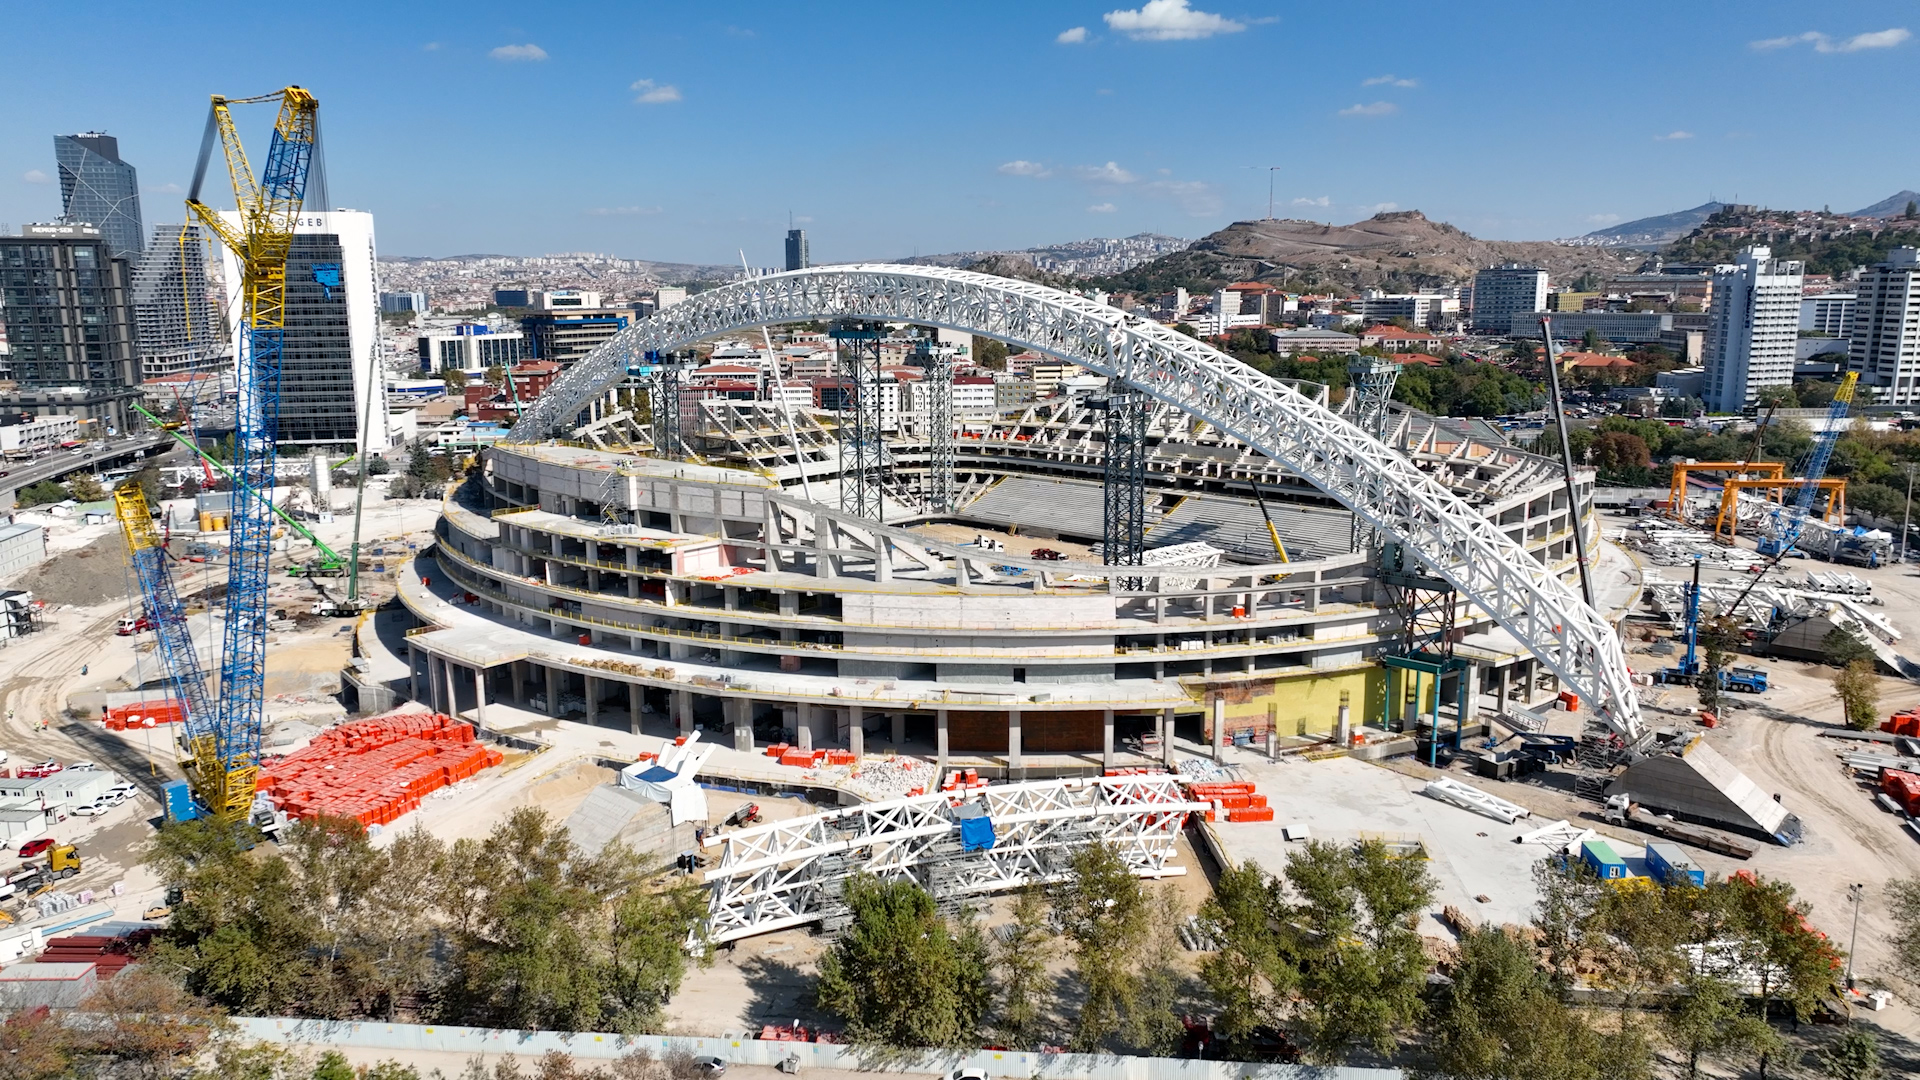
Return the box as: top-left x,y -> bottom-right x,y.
1,433 -> 173,506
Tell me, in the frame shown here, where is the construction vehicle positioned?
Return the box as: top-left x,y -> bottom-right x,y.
11,846 -> 83,893
1758,372 -> 1858,557
1247,476 -> 1290,562
1602,795 -> 1756,859
1652,558 -> 1769,692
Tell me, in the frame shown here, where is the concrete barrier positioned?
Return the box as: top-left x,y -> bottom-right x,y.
231,1018 -> 1401,1079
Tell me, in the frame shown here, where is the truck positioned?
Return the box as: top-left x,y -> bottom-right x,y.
1602,794 -> 1757,859
10,846 -> 81,893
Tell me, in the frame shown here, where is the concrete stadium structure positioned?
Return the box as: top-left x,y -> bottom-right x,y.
403,290 -> 1603,773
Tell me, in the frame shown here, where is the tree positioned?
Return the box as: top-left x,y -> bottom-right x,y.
132,463 -> 164,504
439,368 -> 470,390
15,480 -> 66,507
1823,626 -> 1877,670
1711,873 -> 1841,1077
1663,974 -> 1780,1079
1833,659 -> 1880,729
1197,862 -> 1295,1041
1697,614 -> 1742,716
311,1051 -> 357,1080
1283,839 -> 1433,1062
1890,876 -> 1920,976
814,875 -> 991,1048
972,337 -> 1009,371
1582,327 -> 1603,352
1818,1028 -> 1883,1080
1591,432 -> 1651,478
78,968 -> 229,1080
484,365 -> 508,386
0,1005 -> 76,1079
992,887 -> 1054,1047
1128,886 -> 1189,1056
1047,842 -> 1149,1051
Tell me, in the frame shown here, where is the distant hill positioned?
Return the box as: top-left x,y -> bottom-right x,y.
1093,211 -> 1637,295
1578,202 -> 1726,248
1849,190 -> 1920,219
898,233 -> 1188,277
1662,205 -> 1920,275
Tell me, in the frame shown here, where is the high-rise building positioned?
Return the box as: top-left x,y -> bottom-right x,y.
1702,246 -> 1803,413
0,223 -> 141,430
1849,247 -> 1920,404
1470,264 -> 1548,333
131,223 -> 225,381
54,133 -> 145,260
379,290 -> 428,314
1800,292 -> 1857,336
520,309 -> 629,366
218,210 -> 391,450
785,229 -> 809,272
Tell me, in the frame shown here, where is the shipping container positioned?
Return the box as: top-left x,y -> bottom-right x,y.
1645,842 -> 1705,887
161,780 -> 199,823
1580,838 -> 1628,880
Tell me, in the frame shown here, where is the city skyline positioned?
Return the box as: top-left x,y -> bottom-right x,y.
0,0 -> 1915,266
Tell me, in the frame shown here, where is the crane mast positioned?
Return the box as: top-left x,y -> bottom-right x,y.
181,86 -> 318,820
113,485 -> 217,736
1757,372 -> 1858,559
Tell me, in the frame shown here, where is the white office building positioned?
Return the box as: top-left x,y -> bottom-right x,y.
1470,264 -> 1548,333
1849,247 -> 1920,404
1358,292 -> 1456,329
1800,292 -> 1856,337
219,210 -> 391,450
1702,247 -> 1803,413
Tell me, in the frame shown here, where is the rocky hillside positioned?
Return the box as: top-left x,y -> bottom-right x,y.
1095,211 -> 1636,294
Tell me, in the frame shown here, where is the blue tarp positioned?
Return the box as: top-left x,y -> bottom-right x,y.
958,815 -> 996,853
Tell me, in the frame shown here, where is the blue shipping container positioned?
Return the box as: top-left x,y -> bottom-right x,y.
162,779 -> 199,823
1645,842 -> 1705,886
1580,839 -> 1628,880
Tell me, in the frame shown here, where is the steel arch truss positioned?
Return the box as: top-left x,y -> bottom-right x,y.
700,775 -> 1207,943
507,263 -> 1642,742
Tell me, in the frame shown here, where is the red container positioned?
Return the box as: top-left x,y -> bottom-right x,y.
1227,806 -> 1275,823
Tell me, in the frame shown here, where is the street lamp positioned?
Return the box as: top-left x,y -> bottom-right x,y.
1845,882 -> 1865,987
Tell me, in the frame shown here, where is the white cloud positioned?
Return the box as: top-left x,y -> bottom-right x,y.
793,215 -> 814,225
422,41 -> 441,51
151,182 -> 183,194
1292,196 -> 1330,207
631,79 -> 681,104
1584,213 -> 1622,225
1057,26 -> 1088,44
997,160 -> 1052,179
724,25 -> 756,38
489,43 -> 547,61
1362,74 -> 1417,87
585,206 -> 663,217
1087,202 -> 1118,213
1338,101 -> 1397,117
1360,202 -> 1399,214
1753,27 -> 1909,52
22,169 -> 49,184
1654,130 -> 1694,141
1074,161 -> 1137,184
1143,179 -> 1220,216
1103,0 -> 1245,41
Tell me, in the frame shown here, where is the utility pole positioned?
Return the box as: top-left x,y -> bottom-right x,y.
1845,882 -> 1865,987
1902,465 -> 1916,562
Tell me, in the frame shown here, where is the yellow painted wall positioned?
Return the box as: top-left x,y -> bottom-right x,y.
1193,664 -> 1389,739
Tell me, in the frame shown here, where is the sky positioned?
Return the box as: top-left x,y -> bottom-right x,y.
2,0 -> 1915,265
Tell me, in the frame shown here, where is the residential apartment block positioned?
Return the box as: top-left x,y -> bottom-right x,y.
1702,247 -> 1803,413
1849,247 -> 1920,404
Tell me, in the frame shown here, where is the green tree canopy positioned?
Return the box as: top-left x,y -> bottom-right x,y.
814,875 -> 992,1048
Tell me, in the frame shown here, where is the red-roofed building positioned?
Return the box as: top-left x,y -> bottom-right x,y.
1393,352 -> 1445,367
1561,352 -> 1637,371
1359,325 -> 1441,352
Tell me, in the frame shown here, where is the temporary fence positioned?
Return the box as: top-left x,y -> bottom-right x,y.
257,711 -> 505,828
102,700 -> 186,730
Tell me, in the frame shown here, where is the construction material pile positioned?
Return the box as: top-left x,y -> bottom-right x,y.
1884,770 -> 1920,816
1188,780 -> 1272,822
102,700 -> 185,729
258,711 -> 504,827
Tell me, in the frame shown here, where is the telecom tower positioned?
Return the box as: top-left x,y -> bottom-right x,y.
912,337 -> 958,514
829,320 -> 890,520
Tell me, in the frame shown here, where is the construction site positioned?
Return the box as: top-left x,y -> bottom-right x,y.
1,88 -> 1919,1078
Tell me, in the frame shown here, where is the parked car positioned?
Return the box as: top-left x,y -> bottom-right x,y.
67,761 -> 97,772
70,800 -> 111,817
16,838 -> 53,859
18,761 -> 62,779
693,1058 -> 727,1078
106,783 -> 137,802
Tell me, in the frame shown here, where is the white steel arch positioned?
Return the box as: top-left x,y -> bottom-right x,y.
507,264 -> 1643,742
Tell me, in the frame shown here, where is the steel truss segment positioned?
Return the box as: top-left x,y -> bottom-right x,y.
698,776 -> 1207,942
506,265 -> 1640,744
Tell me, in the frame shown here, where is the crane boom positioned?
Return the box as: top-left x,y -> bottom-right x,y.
180,86 -> 319,820
1757,372 -> 1857,558
113,485 -> 218,739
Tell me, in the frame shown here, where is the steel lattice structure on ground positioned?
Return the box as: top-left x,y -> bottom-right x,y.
700,775 -> 1208,943
112,485 -> 216,736
913,339 -> 958,515
829,321 -> 888,520
1099,387 -> 1148,571
505,263 -> 1645,744
184,88 -> 317,819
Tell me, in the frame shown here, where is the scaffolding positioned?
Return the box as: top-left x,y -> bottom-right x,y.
699,775 -> 1208,944
650,351 -> 688,461
1096,386 -> 1149,576
1347,355 -> 1400,440
913,338 -> 958,515
829,321 -> 890,520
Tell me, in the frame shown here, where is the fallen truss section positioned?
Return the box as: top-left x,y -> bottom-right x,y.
699,775 -> 1208,944
1421,775 -> 1531,825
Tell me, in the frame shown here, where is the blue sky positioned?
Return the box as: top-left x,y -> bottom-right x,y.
2,0 -> 1914,264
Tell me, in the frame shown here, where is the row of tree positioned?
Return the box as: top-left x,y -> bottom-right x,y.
817,840 -> 1873,1077
144,808 -> 706,1033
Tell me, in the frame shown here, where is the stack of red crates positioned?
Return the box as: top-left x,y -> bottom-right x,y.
256,711 -> 505,828
1883,769 -> 1920,816
101,700 -> 186,731
1883,711 -> 1920,738
1187,781 -> 1273,823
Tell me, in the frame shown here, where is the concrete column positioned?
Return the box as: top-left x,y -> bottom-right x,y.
585,676 -> 599,726
892,711 -> 906,747
731,698 -> 753,752
545,665 -> 559,717
628,683 -> 643,734
1102,709 -> 1115,773
407,644 -> 418,703
424,655 -> 438,712
849,706 -> 864,758
1007,709 -> 1022,772
511,660 -> 527,706
1336,699 -> 1352,746
1463,664 -> 1481,727
936,709 -> 949,780
1211,697 -> 1225,761
796,703 -> 813,751
674,690 -> 694,735
444,659 -> 460,720
473,666 -> 488,728
1161,707 -> 1176,767
1497,665 -> 1511,718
